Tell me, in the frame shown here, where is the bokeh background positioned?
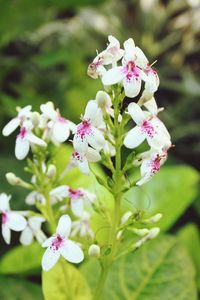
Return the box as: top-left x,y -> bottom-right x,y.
0,0 -> 200,299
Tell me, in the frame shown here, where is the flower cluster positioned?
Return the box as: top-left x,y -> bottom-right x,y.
0,35 -> 172,276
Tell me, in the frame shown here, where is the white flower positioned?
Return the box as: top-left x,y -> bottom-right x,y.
25,191 -> 46,205
95,90 -> 114,117
73,100 -> 106,154
134,149 -> 168,186
20,216 -> 46,246
102,38 -> 147,98
50,186 -> 96,217
71,147 -> 101,175
40,102 -> 76,143
124,103 -> 171,150
15,121 -> 47,160
2,105 -> 32,136
87,35 -> 124,79
42,215 -> 84,271
71,212 -> 94,238
0,193 -> 27,244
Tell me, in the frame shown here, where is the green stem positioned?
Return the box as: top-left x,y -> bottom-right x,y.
93,88 -> 124,300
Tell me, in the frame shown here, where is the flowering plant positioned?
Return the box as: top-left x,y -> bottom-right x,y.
1,36 -> 172,299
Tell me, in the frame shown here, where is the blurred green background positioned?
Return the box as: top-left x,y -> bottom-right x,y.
0,0 -> 200,299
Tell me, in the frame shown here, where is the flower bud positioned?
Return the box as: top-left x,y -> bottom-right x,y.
6,172 -> 32,189
88,244 -> 100,258
96,91 -> 110,109
46,164 -> 56,178
142,213 -> 163,224
121,211 -> 132,225
6,172 -> 22,185
31,112 -> 40,127
147,227 -> 160,239
133,228 -> 149,237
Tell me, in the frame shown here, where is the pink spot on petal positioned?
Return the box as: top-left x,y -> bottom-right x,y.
123,61 -> 140,81
50,234 -> 65,252
17,127 -> 27,139
58,116 -> 67,124
68,188 -> 83,200
141,120 -> 155,138
150,155 -> 161,175
2,212 -> 8,224
77,120 -> 92,139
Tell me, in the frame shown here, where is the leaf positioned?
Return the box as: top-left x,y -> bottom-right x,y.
0,243 -> 43,275
81,235 -> 197,300
177,223 -> 200,290
42,259 -> 92,300
125,165 -> 199,231
0,275 -> 43,300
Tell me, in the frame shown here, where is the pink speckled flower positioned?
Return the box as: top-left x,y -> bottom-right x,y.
42,215 -> 84,271
124,103 -> 171,150
0,193 -> 27,244
73,100 -> 106,154
40,102 -> 75,143
134,149 -> 168,186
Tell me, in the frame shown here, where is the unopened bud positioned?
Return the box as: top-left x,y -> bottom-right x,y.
133,228 -> 149,237
31,112 -> 40,127
96,91 -> 110,109
6,173 -> 22,185
46,164 -> 56,178
117,230 -> 123,240
148,227 -> 160,239
142,213 -> 163,224
6,172 -> 32,189
121,211 -> 132,225
88,244 -> 100,258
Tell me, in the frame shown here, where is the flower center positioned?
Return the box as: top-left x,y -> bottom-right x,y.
50,234 -> 65,252
141,120 -> 155,137
17,127 -> 27,139
124,61 -> 140,81
77,120 -> 92,139
2,212 -> 8,224
69,188 -> 83,200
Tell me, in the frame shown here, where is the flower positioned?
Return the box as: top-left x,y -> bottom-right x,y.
0,193 -> 27,244
71,212 -> 94,238
71,147 -> 101,175
40,102 -> 76,143
134,149 -> 168,186
73,100 -> 106,155
42,215 -> 84,271
102,38 -> 148,98
50,186 -> 96,217
20,216 -> 46,246
15,121 -> 47,160
2,105 -> 32,136
87,35 -> 124,79
124,103 -> 171,150
25,191 -> 46,205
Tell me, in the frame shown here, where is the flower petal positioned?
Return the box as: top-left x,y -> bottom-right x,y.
2,118 -> 20,136
56,215 -> 71,238
127,102 -> 146,125
53,121 -> 70,143
42,237 -> 55,248
102,66 -> 124,85
0,193 -> 11,211
87,127 -> 105,151
15,137 -> 30,160
2,224 -> 11,244
143,97 -> 158,115
123,77 -> 141,98
73,134 -> 88,155
42,247 -> 60,271
60,240 -> 84,263
29,216 -> 45,231
78,158 -> 90,175
40,102 -> 57,120
71,199 -> 84,218
86,147 -> 101,162
20,226 -> 33,245
7,212 -> 27,231
124,126 -> 146,149
26,133 -> 47,147
50,186 -> 69,201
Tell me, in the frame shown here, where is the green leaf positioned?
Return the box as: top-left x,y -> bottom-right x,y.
125,165 -> 199,231
81,235 -> 197,300
177,223 -> 200,290
42,259 -> 92,300
0,275 -> 43,300
0,243 -> 43,275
